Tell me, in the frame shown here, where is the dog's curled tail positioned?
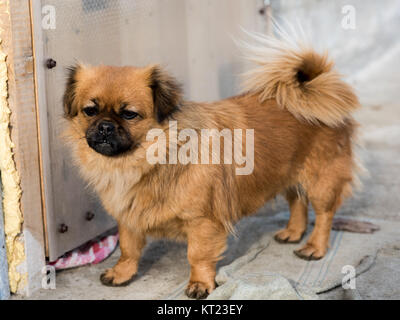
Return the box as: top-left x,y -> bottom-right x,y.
240,29 -> 360,127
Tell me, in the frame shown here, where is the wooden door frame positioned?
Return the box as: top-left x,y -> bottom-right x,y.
30,0 -> 52,259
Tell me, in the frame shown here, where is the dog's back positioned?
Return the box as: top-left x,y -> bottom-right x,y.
231,93 -> 357,216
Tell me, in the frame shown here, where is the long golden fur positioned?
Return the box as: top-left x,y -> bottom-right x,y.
63,30 -> 360,299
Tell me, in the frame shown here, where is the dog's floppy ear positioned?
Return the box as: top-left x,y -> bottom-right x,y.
63,64 -> 81,118
149,65 -> 183,123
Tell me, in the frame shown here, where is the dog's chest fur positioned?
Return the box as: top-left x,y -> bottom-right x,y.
77,156 -> 190,238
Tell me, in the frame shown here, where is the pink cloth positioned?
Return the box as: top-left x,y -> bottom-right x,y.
49,232 -> 119,270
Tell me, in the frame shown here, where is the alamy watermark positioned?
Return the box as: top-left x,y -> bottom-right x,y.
342,265 -> 356,290
341,5 -> 356,30
42,5 -> 56,30
146,121 -> 255,175
42,265 -> 56,290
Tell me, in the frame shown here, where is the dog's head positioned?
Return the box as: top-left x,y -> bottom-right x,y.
63,64 -> 182,157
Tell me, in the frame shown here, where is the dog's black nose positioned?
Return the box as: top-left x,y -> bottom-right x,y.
98,121 -> 115,136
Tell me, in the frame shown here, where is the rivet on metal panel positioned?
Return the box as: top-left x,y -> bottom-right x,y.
85,211 -> 95,221
259,0 -> 271,15
58,224 -> 68,233
46,58 -> 57,69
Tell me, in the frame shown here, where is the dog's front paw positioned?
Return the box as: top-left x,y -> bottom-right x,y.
274,228 -> 305,243
100,268 -> 136,287
185,281 -> 215,300
294,243 -> 327,260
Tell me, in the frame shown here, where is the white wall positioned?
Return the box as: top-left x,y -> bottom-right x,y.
270,0 -> 400,107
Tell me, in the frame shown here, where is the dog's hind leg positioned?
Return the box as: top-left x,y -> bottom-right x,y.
274,187 -> 309,244
294,178 -> 351,260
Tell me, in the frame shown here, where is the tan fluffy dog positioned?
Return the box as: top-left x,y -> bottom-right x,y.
63,31 -> 360,299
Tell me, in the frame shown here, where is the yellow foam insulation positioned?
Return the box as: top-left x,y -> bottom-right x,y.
0,40 -> 27,293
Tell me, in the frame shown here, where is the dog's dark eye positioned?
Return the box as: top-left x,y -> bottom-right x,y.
120,110 -> 139,120
83,106 -> 99,117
